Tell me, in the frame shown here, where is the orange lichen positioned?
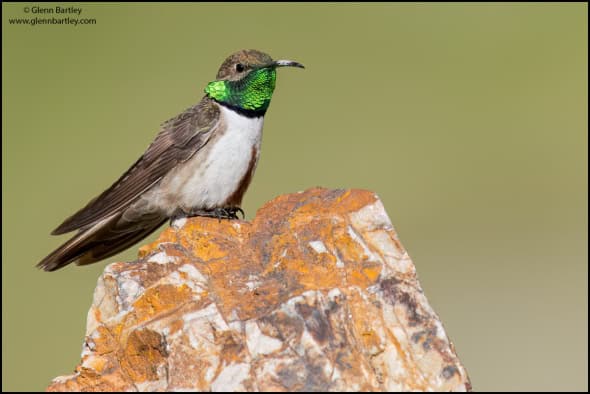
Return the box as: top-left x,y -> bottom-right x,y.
120,329 -> 166,382
92,325 -> 119,356
132,284 -> 192,324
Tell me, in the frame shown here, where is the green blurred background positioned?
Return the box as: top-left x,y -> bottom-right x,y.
2,3 -> 587,391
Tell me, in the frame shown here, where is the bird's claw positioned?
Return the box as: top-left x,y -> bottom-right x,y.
227,207 -> 245,220
172,207 -> 245,223
212,207 -> 245,221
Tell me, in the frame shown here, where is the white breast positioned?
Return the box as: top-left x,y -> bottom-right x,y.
153,105 -> 264,214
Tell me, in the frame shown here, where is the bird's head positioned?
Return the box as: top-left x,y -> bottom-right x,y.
205,49 -> 304,114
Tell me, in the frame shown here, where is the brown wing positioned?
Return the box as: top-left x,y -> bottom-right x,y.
37,211 -> 167,271
52,96 -> 220,235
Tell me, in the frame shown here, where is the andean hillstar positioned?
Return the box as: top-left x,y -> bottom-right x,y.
37,49 -> 304,271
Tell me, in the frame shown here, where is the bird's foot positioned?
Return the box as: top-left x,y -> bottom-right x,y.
195,207 -> 245,222
171,207 -> 245,224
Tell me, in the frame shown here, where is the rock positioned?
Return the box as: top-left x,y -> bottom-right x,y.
46,188 -> 471,392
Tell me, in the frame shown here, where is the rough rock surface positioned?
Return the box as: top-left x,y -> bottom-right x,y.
47,188 -> 471,392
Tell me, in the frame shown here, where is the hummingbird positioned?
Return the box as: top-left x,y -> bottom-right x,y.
37,49 -> 304,272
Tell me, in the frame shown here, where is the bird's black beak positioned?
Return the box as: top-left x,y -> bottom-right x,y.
273,59 -> 305,69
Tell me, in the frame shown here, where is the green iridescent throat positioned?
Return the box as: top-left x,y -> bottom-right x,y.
205,67 -> 277,112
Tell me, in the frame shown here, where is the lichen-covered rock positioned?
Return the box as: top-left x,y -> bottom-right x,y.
47,188 -> 471,392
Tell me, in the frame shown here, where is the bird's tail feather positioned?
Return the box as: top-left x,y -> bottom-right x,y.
37,213 -> 166,272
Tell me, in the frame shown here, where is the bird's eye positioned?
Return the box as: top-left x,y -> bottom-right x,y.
236,63 -> 245,72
